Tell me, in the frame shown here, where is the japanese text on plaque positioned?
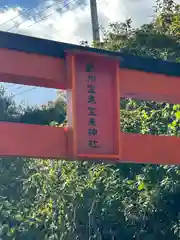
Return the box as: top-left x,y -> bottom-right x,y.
86,64 -> 100,148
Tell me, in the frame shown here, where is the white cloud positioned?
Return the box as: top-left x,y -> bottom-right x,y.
0,0 -> 160,44
0,0 -> 179,105
1,0 -> 180,45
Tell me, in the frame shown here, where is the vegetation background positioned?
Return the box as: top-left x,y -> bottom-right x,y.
0,0 -> 179,239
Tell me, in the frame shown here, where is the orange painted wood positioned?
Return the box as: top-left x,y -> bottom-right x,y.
121,132 -> 180,165
0,122 -> 180,165
1,48 -> 180,104
0,48 -> 65,89
66,52 -> 121,158
0,122 -> 67,159
121,69 -> 180,104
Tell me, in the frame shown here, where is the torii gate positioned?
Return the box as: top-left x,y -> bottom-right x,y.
0,31 -> 180,165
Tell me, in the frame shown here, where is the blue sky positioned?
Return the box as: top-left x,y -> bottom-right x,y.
2,0 -> 178,106
0,0 -> 73,106
0,0 -> 92,106
0,0 -> 90,106
0,0 -> 41,9
3,83 -> 57,106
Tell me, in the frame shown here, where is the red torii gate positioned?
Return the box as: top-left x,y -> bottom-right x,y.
0,31 -> 180,165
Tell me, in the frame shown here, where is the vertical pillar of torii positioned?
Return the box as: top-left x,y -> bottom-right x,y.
65,51 -> 121,161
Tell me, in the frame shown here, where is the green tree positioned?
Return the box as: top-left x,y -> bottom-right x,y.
0,0 -> 180,239
95,0 -> 180,61
0,86 -> 19,122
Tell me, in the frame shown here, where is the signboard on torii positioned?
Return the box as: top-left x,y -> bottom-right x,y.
0,31 -> 180,165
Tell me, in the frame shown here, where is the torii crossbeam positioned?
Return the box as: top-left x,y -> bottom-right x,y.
0,31 -> 180,165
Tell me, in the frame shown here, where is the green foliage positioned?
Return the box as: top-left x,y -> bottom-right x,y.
0,0 -> 180,239
94,0 -> 180,62
0,87 -> 66,125
19,100 -> 66,125
0,86 -> 19,122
